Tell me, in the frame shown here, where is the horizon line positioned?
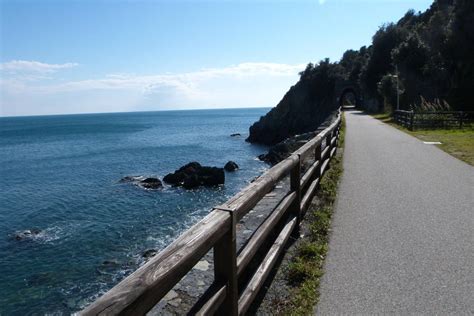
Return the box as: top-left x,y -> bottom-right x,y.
0,105 -> 274,119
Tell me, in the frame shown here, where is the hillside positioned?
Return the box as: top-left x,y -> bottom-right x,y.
246,60 -> 339,145
247,0 -> 474,145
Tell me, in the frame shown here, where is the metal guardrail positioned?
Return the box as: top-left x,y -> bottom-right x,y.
81,109 -> 343,315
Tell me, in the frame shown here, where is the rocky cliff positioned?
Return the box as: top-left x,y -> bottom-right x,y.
246,73 -> 338,145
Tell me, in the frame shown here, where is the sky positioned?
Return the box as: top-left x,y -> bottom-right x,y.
0,0 -> 433,117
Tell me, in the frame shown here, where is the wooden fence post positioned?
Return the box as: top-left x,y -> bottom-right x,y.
410,111 -> 415,131
214,210 -> 238,316
459,111 -> 464,129
326,131 -> 332,155
315,140 -> 322,180
290,154 -> 302,228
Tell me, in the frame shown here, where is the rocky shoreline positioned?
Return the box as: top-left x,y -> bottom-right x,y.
118,160 -> 239,191
246,80 -> 338,146
147,133 -> 330,314
8,121 -> 329,313
148,179 -> 291,315
258,112 -> 338,165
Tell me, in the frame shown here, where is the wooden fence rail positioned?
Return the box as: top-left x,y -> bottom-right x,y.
394,110 -> 474,130
81,109 -> 342,316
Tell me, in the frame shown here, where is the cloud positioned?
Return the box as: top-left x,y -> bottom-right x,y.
0,60 -> 78,73
1,61 -> 305,116
30,62 -> 304,94
319,0 -> 327,4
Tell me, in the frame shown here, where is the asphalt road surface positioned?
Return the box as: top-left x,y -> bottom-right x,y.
316,110 -> 474,315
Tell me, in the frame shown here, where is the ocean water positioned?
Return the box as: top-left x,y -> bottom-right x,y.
0,108 -> 270,314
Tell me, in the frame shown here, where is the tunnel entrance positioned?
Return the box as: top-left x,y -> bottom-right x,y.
335,79 -> 362,109
339,87 -> 359,108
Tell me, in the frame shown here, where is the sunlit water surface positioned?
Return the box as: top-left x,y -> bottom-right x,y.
0,108 -> 269,314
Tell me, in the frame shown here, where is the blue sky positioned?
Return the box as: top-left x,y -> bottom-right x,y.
1,0 -> 433,116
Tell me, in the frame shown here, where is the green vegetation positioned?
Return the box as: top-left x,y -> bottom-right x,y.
371,113 -> 393,123
411,129 -> 474,165
281,116 -> 345,315
249,0 -> 473,145
357,0 -> 473,111
302,0 -> 474,112
371,113 -> 474,165
247,60 -> 340,145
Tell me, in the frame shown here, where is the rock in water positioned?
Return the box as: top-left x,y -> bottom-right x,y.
120,175 -> 162,190
119,175 -> 144,183
97,259 -> 120,275
163,162 -> 202,186
162,172 -> 185,186
142,249 -> 158,259
164,162 -> 224,188
224,161 -> 239,172
14,229 -> 42,241
183,174 -> 200,189
101,260 -> 119,266
258,131 -> 320,165
198,167 -> 225,186
139,178 -> 163,190
26,272 -> 52,286
230,133 -> 241,137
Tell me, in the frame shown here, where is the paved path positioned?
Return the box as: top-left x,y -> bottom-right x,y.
317,110 -> 474,315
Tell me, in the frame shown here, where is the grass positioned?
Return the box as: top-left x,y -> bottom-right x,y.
371,112 -> 393,123
370,112 -> 474,166
408,129 -> 474,165
280,115 -> 345,315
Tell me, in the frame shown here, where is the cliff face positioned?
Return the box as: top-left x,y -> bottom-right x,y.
246,78 -> 338,145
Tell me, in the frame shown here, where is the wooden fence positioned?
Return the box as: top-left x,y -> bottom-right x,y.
394,110 -> 474,130
81,109 -> 342,316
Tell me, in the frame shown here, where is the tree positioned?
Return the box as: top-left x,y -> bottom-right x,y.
360,23 -> 405,97
377,75 -> 401,112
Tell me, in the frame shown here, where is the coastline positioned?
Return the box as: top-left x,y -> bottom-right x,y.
145,117 -> 336,313
0,108 -> 270,314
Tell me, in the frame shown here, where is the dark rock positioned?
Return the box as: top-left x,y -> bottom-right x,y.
101,260 -> 119,266
139,177 -> 163,190
163,172 -> 185,185
230,133 -> 241,137
26,272 -> 51,286
257,131 -> 319,165
198,167 -> 225,186
183,174 -> 200,189
120,176 -> 163,190
165,162 -> 224,189
142,249 -> 158,259
163,162 -> 202,185
119,176 -> 144,183
97,259 -> 120,275
250,176 -> 259,183
224,161 -> 239,172
179,162 -> 202,172
141,177 -> 160,184
246,80 -> 338,145
14,229 -> 42,241
180,162 -> 202,175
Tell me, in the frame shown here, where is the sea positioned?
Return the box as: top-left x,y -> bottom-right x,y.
0,108 -> 270,314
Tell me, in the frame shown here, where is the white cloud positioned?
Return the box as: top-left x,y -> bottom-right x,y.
0,60 -> 78,73
30,62 -> 302,92
0,61 -> 304,116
